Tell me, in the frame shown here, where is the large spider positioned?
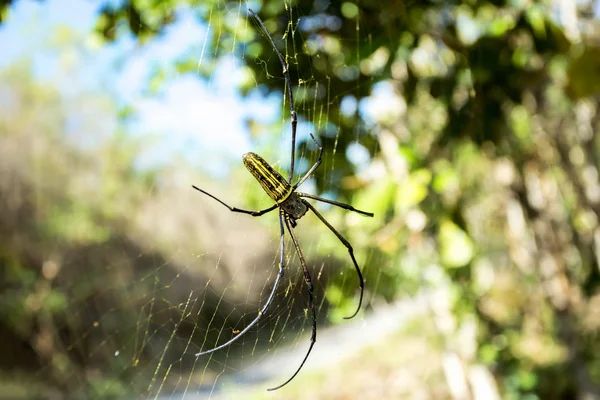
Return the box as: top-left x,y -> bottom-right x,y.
193,9 -> 373,391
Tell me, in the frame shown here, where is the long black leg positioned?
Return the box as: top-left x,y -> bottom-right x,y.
248,9 -> 297,184
192,185 -> 277,216
291,133 -> 323,190
298,192 -> 374,217
268,216 -> 317,391
195,211 -> 286,357
303,201 -> 365,319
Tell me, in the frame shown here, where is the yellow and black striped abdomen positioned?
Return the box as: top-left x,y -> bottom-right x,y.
243,152 -> 292,203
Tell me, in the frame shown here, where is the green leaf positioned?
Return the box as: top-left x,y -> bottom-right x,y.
396,169 -> 431,210
567,46 -> 600,100
439,220 -> 474,268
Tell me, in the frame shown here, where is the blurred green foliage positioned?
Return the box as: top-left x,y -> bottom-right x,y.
1,0 -> 600,398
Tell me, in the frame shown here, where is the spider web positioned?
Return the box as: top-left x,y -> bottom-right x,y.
0,1 -> 383,399
144,3 -> 377,397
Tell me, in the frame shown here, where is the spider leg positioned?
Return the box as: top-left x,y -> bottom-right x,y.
292,134 -> 323,190
298,192 -> 374,217
192,185 -> 277,216
248,9 -> 297,184
303,201 -> 365,319
195,210 -> 286,357
267,216 -> 317,391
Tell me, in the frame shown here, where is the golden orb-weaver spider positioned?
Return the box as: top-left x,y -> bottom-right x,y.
193,9 -> 373,391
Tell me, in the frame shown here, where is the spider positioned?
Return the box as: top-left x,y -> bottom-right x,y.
193,9 -> 374,391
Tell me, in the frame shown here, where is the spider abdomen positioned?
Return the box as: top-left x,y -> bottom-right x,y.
243,152 -> 292,203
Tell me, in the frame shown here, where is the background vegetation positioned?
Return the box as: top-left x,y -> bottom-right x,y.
1,0 -> 600,398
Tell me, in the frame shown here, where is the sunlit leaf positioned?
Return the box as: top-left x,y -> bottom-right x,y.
439,220 -> 474,268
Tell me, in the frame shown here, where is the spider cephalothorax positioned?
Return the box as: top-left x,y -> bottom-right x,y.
192,8 -> 373,391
